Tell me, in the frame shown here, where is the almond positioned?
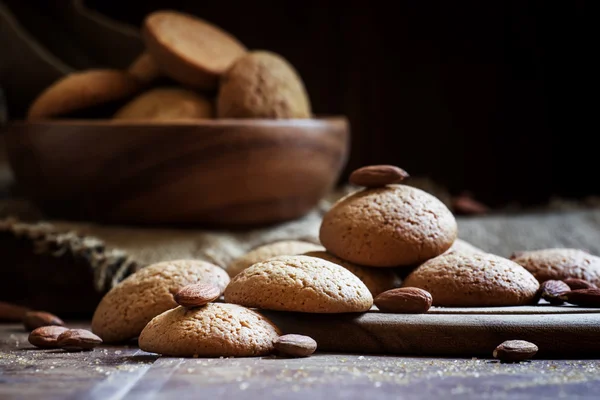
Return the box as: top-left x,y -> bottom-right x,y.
563,278 -> 597,290
22,311 -> 65,331
559,288 -> 600,307
174,283 -> 220,308
349,165 -> 409,187
0,301 -> 31,321
57,329 -> 102,351
274,334 -> 317,357
28,326 -> 69,348
493,340 -> 538,362
540,280 -> 570,305
374,287 -> 432,313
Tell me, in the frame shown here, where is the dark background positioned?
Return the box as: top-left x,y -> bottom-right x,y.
1,0 -> 597,209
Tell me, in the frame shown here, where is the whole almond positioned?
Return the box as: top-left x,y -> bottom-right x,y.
274,334 -> 317,357
174,283 -> 221,308
28,326 -> 69,348
493,340 -> 538,362
563,278 -> 597,290
374,287 -> 432,313
23,311 -> 65,331
540,280 -> 570,305
0,301 -> 31,321
57,329 -> 102,351
349,165 -> 409,187
559,288 -> 600,307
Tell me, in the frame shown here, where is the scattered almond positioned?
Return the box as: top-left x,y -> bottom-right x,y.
493,340 -> 538,362
563,278 -> 597,290
174,283 -> 221,308
559,288 -> 600,307
0,301 -> 31,321
349,165 -> 409,188
57,329 -> 103,351
374,287 -> 432,313
274,334 -> 317,357
23,311 -> 65,331
28,326 -> 69,348
540,280 -> 570,305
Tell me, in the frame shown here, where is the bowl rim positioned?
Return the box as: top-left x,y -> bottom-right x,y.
6,115 -> 348,128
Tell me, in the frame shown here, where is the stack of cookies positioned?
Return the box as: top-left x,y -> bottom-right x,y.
226,165 -> 540,309
26,10 -> 311,121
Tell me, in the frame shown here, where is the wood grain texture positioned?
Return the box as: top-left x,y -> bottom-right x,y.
3,118 -> 349,227
261,308 -> 600,358
2,322 -> 600,399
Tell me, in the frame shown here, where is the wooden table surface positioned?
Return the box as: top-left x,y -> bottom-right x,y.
1,323 -> 599,399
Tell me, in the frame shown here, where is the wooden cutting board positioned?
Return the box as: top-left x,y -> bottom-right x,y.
262,305 -> 600,358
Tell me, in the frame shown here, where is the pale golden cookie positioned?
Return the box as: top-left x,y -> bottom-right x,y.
142,10 -> 247,90
319,185 -> 457,267
443,238 -> 486,255
27,69 -> 140,120
91,260 -> 229,343
128,52 -> 162,83
402,253 -> 539,306
510,248 -> 600,286
113,87 -> 213,120
227,240 -> 324,278
224,255 -> 373,313
304,251 -> 401,296
217,51 -> 311,119
138,303 -> 280,357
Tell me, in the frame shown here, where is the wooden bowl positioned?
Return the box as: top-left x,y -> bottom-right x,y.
3,118 -> 349,227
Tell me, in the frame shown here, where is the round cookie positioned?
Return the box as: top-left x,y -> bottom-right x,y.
319,185 -> 457,267
443,238 -> 486,255
142,10 -> 247,90
128,52 -> 162,83
224,255 -> 373,313
217,51 -> 311,119
510,248 -> 600,286
402,253 -> 540,307
138,303 -> 280,357
91,260 -> 229,343
27,69 -> 140,120
227,240 -> 325,278
304,251 -> 401,296
113,87 -> 213,120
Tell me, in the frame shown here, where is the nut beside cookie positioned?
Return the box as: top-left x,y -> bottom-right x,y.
91,259 -> 230,343
138,303 -> 281,357
224,255 -> 373,313
510,248 -> 600,286
402,253 -> 539,307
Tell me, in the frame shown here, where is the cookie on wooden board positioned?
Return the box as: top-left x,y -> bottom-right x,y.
224,255 -> 373,313
27,69 -> 140,120
304,251 -> 401,296
142,10 -> 247,90
128,52 -> 162,84
227,240 -> 324,278
217,51 -> 311,119
91,260 -> 230,343
319,185 -> 457,267
402,253 -> 539,307
138,303 -> 280,357
113,87 -> 213,120
510,248 -> 600,286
